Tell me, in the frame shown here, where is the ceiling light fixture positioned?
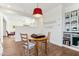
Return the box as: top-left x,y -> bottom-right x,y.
33,3 -> 43,18
7,5 -> 11,8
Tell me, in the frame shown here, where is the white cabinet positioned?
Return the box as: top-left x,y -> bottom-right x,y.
64,9 -> 79,46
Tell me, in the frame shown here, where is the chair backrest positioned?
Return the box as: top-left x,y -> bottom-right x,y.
20,33 -> 28,42
20,33 -> 30,55
47,32 -> 51,42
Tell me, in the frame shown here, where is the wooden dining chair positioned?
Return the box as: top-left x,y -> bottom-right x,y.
21,33 -> 28,42
46,32 -> 51,54
43,32 -> 51,44
20,33 -> 35,56
41,32 -> 51,55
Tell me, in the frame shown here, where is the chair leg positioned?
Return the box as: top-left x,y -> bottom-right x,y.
27,48 -> 30,56
24,48 -> 29,56
33,48 -> 37,56
41,42 -> 45,56
24,49 -> 27,56
45,40 -> 48,55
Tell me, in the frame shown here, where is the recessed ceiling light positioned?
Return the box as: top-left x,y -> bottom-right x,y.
7,5 -> 11,8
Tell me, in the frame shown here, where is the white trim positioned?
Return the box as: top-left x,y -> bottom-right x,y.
51,42 -> 79,52
50,42 -> 62,47
63,45 -> 79,52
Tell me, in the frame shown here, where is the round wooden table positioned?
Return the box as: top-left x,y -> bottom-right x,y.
32,37 -> 48,56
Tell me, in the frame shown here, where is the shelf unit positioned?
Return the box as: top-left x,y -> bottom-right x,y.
64,10 -> 79,32
63,9 -> 79,46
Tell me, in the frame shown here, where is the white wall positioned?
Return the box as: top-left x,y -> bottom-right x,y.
3,18 -> 6,36
15,26 -> 41,41
3,13 -> 35,33
43,5 -> 63,46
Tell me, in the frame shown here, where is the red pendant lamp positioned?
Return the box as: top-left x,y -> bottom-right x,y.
33,4 -> 43,17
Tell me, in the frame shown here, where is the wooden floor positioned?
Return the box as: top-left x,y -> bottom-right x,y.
2,36 -> 79,56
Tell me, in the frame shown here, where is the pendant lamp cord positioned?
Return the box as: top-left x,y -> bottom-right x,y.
37,3 -> 39,8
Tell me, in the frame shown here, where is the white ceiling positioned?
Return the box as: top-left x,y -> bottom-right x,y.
1,3 -> 75,27
0,3 -> 62,17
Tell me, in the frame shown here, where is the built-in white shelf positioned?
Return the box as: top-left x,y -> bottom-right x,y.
63,9 -> 79,49
64,10 -> 79,32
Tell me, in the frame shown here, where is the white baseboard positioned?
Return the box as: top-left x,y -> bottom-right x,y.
50,42 -> 79,52
62,45 -> 79,52
50,41 -> 62,47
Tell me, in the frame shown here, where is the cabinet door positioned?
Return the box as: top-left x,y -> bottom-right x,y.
72,37 -> 78,46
